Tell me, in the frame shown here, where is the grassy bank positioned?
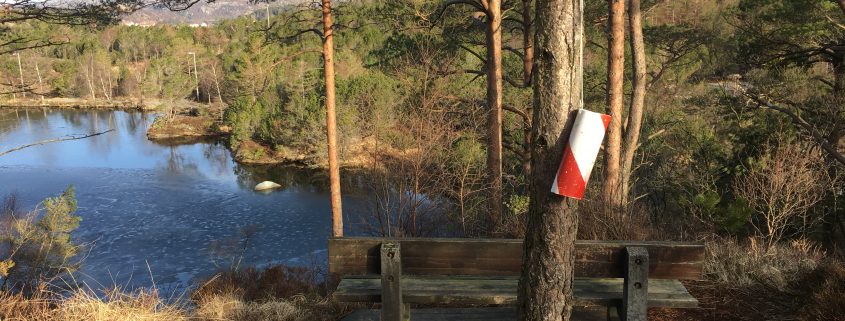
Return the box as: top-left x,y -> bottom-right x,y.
0,265 -> 349,321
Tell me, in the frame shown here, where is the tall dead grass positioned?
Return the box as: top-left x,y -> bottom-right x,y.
0,287 -> 319,321
195,292 -> 310,321
704,237 -> 824,290
0,264 -> 339,321
0,287 -> 187,321
700,237 -> 845,321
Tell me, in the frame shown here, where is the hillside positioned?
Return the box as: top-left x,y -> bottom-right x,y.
121,0 -> 305,26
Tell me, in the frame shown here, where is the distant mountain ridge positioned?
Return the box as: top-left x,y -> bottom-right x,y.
121,0 -> 305,26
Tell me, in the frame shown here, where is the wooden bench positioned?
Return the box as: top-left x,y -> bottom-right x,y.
329,237 -> 704,321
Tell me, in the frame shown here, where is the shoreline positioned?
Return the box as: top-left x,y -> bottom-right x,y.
0,98 -> 150,110
2,99 -> 373,170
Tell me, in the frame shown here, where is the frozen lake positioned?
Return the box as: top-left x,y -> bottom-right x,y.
0,109 -> 368,291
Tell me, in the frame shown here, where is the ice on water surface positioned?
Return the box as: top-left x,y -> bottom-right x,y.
0,109 -> 365,290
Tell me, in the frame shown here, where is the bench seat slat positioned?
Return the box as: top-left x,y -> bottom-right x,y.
334,277 -> 698,308
341,307 -> 615,321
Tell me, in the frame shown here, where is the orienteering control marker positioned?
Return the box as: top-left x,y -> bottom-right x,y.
551,109 -> 611,199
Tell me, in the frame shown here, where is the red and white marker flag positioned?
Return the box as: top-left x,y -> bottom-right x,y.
551,109 -> 611,199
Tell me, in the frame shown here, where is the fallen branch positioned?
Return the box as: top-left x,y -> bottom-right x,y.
0,129 -> 115,157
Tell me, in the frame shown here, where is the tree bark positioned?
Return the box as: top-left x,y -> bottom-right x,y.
603,0 -> 625,207
322,0 -> 344,237
620,0 -> 646,206
517,0 -> 583,319
486,0 -> 504,232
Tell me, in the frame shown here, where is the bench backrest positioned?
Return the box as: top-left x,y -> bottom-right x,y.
328,237 -> 705,280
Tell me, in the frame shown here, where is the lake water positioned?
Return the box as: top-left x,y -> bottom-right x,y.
0,108 -> 368,291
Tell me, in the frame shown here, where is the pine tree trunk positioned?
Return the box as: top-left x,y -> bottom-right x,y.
322,0 -> 344,237
486,0 -> 504,232
620,0 -> 647,206
522,0 -> 534,86
603,0 -> 625,208
522,0 -> 534,177
517,0 -> 583,319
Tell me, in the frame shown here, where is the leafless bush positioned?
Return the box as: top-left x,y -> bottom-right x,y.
733,143 -> 836,248
577,187 -> 656,241
361,43 -> 486,237
365,108 -> 458,237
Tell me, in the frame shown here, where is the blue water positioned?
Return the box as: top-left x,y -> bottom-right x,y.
0,109 -> 366,291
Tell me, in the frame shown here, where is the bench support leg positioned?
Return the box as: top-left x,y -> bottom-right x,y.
381,242 -> 405,321
623,247 -> 649,321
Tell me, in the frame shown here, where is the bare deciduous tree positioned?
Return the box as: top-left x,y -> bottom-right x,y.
734,143 -> 836,248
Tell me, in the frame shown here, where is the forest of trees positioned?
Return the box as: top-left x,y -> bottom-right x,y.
2,0 -> 845,320
3,0 -> 842,243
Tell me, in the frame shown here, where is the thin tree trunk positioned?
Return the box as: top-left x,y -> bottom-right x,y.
35,62 -> 44,104
517,0 -> 583,319
211,62 -> 224,104
81,61 -> 96,100
486,0 -> 504,232
603,0 -> 625,208
522,0 -> 534,177
322,0 -> 344,237
620,0 -> 646,205
522,0 -> 534,86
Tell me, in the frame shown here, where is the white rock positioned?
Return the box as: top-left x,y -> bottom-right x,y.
254,181 -> 282,191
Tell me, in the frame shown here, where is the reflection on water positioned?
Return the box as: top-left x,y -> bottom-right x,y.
0,108 -> 366,290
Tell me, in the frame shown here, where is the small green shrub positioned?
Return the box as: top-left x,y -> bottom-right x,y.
0,186 -> 82,292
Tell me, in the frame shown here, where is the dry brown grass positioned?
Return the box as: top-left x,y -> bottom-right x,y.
195,292 -> 310,321
690,237 -> 845,321
191,264 -> 350,321
0,263 -> 346,321
0,288 -> 327,321
799,263 -> 845,321
0,287 -> 188,321
0,287 -> 54,320
704,237 -> 824,290
192,265 -> 332,302
56,289 -> 188,321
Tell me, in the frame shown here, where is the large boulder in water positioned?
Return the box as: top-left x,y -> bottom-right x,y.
254,181 -> 282,191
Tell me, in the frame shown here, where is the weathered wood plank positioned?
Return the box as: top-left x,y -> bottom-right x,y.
341,307 -> 610,321
328,238 -> 705,280
333,277 -> 698,308
381,242 -> 404,321
623,247 -> 649,321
